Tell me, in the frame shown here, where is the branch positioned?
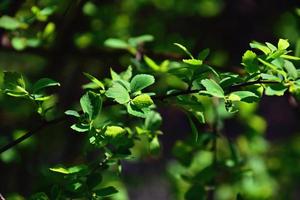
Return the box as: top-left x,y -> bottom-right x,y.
0,116 -> 67,154
229,79 -> 280,91
0,79 -> 280,154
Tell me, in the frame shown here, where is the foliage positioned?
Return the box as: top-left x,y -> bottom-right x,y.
1,34 -> 300,199
1,1 -> 300,200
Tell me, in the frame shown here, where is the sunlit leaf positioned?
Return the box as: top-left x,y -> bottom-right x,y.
130,74 -> 155,93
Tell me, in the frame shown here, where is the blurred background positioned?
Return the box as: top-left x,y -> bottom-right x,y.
0,0 -> 300,199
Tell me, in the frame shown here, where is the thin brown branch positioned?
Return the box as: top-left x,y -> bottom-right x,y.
0,115 -> 67,154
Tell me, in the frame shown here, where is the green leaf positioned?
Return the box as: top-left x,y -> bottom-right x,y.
128,34 -> 154,47
127,102 -> 150,118
174,43 -> 194,59
258,58 -> 281,71
265,83 -> 287,96
250,41 -> 271,55
32,78 -> 60,93
198,48 -> 210,60
71,123 -> 90,132
94,186 -> 118,197
120,66 -> 133,81
284,60 -> 298,80
278,39 -> 289,50
187,115 -> 199,143
149,136 -> 160,155
80,91 -> 102,120
260,73 -> 281,82
242,50 -> 258,73
228,91 -> 259,103
3,72 -> 28,97
200,79 -> 224,98
130,74 -> 155,93
104,38 -> 129,49
65,110 -> 80,117
83,72 -> 105,90
281,54 -> 300,61
265,42 -> 277,52
271,57 -> 284,69
0,15 -> 22,30
110,68 -> 121,80
105,82 -> 130,104
11,37 -> 27,51
132,94 -> 154,109
145,111 -> 162,131
49,167 -> 70,174
50,165 -> 87,175
183,59 -> 203,65
144,55 -> 160,71
105,126 -> 126,137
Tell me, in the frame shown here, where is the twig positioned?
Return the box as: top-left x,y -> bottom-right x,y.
0,116 -> 66,154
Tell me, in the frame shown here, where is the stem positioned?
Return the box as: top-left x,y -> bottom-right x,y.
0,116 -> 66,154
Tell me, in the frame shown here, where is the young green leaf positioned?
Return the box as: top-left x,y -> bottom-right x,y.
130,74 -> 155,93
49,167 -> 70,174
250,41 -> 271,55
50,165 -> 87,174
265,42 -> 277,52
110,68 -> 121,80
105,82 -> 130,104
65,110 -> 80,118
284,60 -> 298,80
128,34 -> 154,47
80,91 -> 102,120
120,66 -> 133,81
280,54 -> 300,61
145,111 -> 162,131
105,126 -> 126,137
94,186 -> 118,197
71,123 -> 90,132
183,59 -> 203,66
257,58 -> 277,70
200,79 -> 224,98
127,102 -> 150,118
260,73 -> 281,82
144,55 -> 160,71
0,15 -> 22,30
228,91 -> 259,103
104,38 -> 129,49
242,50 -> 258,73
174,43 -> 194,59
149,136 -> 160,155
265,83 -> 287,96
3,72 -> 28,97
132,94 -> 154,109
83,72 -> 105,90
278,39 -> 289,50
198,48 -> 210,60
32,78 -> 60,93
11,37 -> 27,51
